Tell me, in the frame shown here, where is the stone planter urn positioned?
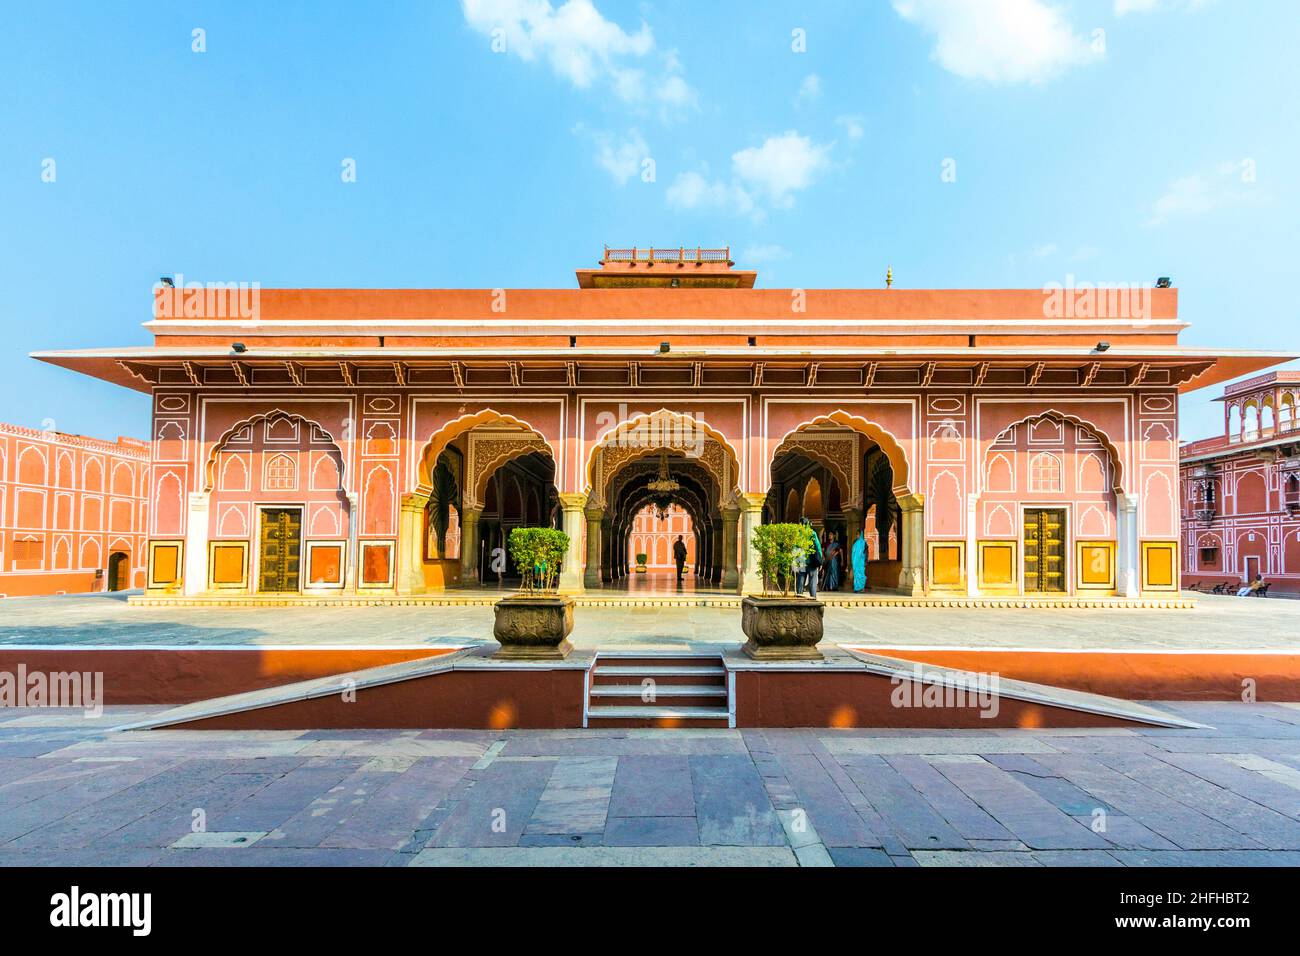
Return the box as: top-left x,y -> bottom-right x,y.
740,595 -> 825,660
635,553 -> 648,573
493,594 -> 575,660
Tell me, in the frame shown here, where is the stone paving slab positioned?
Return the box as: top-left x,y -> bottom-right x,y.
5,589 -> 1300,652
1,703 -> 1300,865
409,846 -> 798,866
1029,753 -> 1265,850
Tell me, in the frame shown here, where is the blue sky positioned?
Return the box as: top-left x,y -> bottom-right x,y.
2,0 -> 1296,442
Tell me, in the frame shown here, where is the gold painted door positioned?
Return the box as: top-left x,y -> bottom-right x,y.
258,508 -> 302,593
1023,508 -> 1066,593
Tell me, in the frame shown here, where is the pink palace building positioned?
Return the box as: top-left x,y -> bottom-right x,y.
30,249 -> 1290,603
1181,370 -> 1300,595
0,423 -> 149,597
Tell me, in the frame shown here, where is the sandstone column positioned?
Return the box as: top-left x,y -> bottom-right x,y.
343,492 -> 359,592
843,506 -> 863,541
720,507 -> 740,590
558,492 -> 586,592
738,493 -> 766,595
395,492 -> 427,596
965,494 -> 980,597
1117,493 -> 1140,598
182,492 -> 209,596
583,506 -> 604,589
459,507 -> 482,587
897,493 -> 926,596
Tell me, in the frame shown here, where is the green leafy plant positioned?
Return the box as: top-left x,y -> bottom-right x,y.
752,523 -> 818,597
635,552 -> 648,564
507,527 -> 570,594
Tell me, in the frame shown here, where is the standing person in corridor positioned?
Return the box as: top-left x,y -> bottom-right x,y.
673,534 -> 688,586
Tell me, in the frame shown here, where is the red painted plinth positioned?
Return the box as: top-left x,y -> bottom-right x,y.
857,648 -> 1300,702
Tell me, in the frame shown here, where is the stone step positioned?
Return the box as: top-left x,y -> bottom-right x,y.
590,684 -> 727,698
593,665 -> 726,678
591,655 -> 726,669
587,705 -> 731,721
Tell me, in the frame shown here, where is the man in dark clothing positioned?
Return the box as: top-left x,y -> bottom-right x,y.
672,535 -> 688,584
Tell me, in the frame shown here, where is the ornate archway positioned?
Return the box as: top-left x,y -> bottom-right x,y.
412,410 -> 558,590
416,409 -> 557,495
765,414 -> 918,594
582,410 -> 742,590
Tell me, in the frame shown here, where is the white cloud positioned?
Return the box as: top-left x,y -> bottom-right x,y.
1030,242 -> 1059,258
796,73 -> 821,105
1146,161 -> 1259,225
1114,0 -> 1209,15
892,0 -> 1101,84
835,114 -> 865,140
462,0 -> 695,112
732,132 -> 832,207
665,171 -> 756,219
588,128 -> 649,184
741,244 -> 791,264
667,131 -> 833,220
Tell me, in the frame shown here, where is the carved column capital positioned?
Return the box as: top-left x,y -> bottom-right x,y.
558,492 -> 588,512
896,492 -> 926,513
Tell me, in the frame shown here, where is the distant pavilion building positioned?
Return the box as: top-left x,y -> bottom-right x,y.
0,423 -> 148,597
1180,370 -> 1300,593
32,247 -> 1290,601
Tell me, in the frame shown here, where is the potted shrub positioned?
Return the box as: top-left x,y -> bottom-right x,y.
492,527 -> 574,660
635,552 -> 648,573
741,523 -> 825,660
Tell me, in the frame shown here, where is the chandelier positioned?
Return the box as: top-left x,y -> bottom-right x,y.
646,449 -> 680,521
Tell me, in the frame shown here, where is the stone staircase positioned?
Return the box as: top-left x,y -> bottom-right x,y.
585,653 -> 731,728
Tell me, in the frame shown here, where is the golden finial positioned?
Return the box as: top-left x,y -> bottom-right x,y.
885,265 -> 893,289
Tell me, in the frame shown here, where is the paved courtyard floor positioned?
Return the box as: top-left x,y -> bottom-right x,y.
3,702 -> 1300,866
0,590 -> 1297,651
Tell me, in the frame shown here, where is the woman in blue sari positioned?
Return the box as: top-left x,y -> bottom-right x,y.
823,532 -> 842,592
851,530 -> 867,592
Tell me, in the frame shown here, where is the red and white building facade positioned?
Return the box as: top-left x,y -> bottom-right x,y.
30,250 -> 1290,603
1181,371 -> 1300,594
0,423 -> 149,597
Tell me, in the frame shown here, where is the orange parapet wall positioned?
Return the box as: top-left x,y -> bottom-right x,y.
855,648 -> 1300,701
0,646 -> 456,705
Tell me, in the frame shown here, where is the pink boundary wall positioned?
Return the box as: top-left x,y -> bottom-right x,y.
0,423 -> 149,597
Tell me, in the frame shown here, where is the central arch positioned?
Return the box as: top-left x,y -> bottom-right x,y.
584,410 -> 742,591
584,409 -> 742,506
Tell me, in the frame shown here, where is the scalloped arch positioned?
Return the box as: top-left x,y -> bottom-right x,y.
202,409 -> 343,493
584,409 -> 742,498
769,411 -> 913,498
988,409 -> 1126,495
416,409 -> 556,495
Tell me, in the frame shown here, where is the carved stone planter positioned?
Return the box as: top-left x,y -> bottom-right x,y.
493,594 -> 575,660
740,595 -> 825,660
